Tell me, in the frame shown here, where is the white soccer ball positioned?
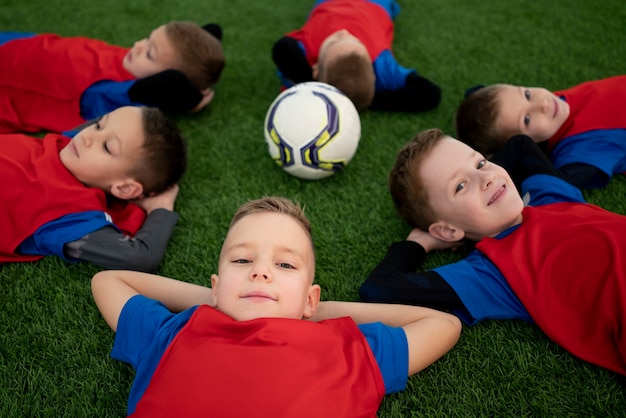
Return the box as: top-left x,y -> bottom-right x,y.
264,82 -> 361,180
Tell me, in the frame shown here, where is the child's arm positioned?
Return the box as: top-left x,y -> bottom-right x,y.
312,300 -> 461,375
91,270 -> 213,331
271,37 -> 314,85
359,228 -> 465,310
64,185 -> 179,272
369,73 -> 441,112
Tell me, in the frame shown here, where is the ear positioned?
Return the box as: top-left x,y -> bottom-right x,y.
302,284 -> 321,319
428,221 -> 465,242
189,88 -> 215,113
110,179 -> 143,200
311,63 -> 319,80
210,274 -> 219,308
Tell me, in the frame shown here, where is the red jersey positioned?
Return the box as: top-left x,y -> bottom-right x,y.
0,34 -> 133,133
547,75 -> 626,152
287,0 -> 394,65
131,305 -> 386,418
477,202 -> 626,375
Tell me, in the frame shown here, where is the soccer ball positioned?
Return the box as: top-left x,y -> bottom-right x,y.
264,82 -> 361,180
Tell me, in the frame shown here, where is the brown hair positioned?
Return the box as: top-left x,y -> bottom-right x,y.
454,84 -> 507,156
230,196 -> 312,238
389,128 -> 446,230
129,107 -> 187,195
165,21 -> 225,90
319,52 -> 375,110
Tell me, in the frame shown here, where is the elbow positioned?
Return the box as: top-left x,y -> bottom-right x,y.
446,315 -> 463,344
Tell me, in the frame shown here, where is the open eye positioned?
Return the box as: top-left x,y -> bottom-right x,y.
524,115 -> 530,127
477,159 -> 486,169
278,262 -> 295,269
233,259 -> 251,264
524,89 -> 531,100
455,181 -> 466,193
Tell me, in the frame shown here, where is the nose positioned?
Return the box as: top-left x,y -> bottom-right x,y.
479,168 -> 494,190
536,97 -> 550,113
250,263 -> 271,282
133,39 -> 145,51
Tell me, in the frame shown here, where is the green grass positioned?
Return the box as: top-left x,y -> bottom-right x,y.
1,0 -> 626,416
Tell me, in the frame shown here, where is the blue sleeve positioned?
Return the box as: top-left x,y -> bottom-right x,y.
112,295 -> 198,416
550,129 -> 626,185
434,253 -> 531,325
0,32 -> 35,46
522,174 -> 586,206
80,79 -> 143,120
358,322 -> 408,394
17,211 -> 115,260
372,50 -> 415,91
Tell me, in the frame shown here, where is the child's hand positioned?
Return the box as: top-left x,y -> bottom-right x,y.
406,228 -> 464,253
134,184 -> 179,213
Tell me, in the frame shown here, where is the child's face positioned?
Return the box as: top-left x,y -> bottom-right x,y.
315,29 -> 370,76
59,106 -> 144,195
211,212 -> 320,322
123,25 -> 178,79
421,136 -> 524,241
495,85 -> 570,142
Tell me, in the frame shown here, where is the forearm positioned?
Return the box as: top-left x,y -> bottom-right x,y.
92,270 -> 212,331
313,300 -> 458,327
64,208 -> 178,272
369,73 -> 441,112
271,36 -> 314,83
359,241 -> 464,310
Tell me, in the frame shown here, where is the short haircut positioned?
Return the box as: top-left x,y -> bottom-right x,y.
389,128 -> 445,230
165,21 -> 225,90
455,84 -> 507,156
130,107 -> 187,195
230,196 -> 312,238
319,52 -> 375,110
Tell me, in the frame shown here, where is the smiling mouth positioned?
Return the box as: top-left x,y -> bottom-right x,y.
488,185 -> 505,205
242,291 -> 276,301
553,98 -> 559,118
69,140 -> 78,157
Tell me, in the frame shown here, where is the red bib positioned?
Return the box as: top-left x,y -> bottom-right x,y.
0,133 -> 145,262
477,202 -> 626,374
287,0 -> 394,65
0,34 -> 133,133
132,306 -> 385,418
547,75 -> 626,152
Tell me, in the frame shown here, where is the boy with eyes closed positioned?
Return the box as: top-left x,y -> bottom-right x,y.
1,106 -> 186,272
455,75 -> 626,189
0,21 -> 224,134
